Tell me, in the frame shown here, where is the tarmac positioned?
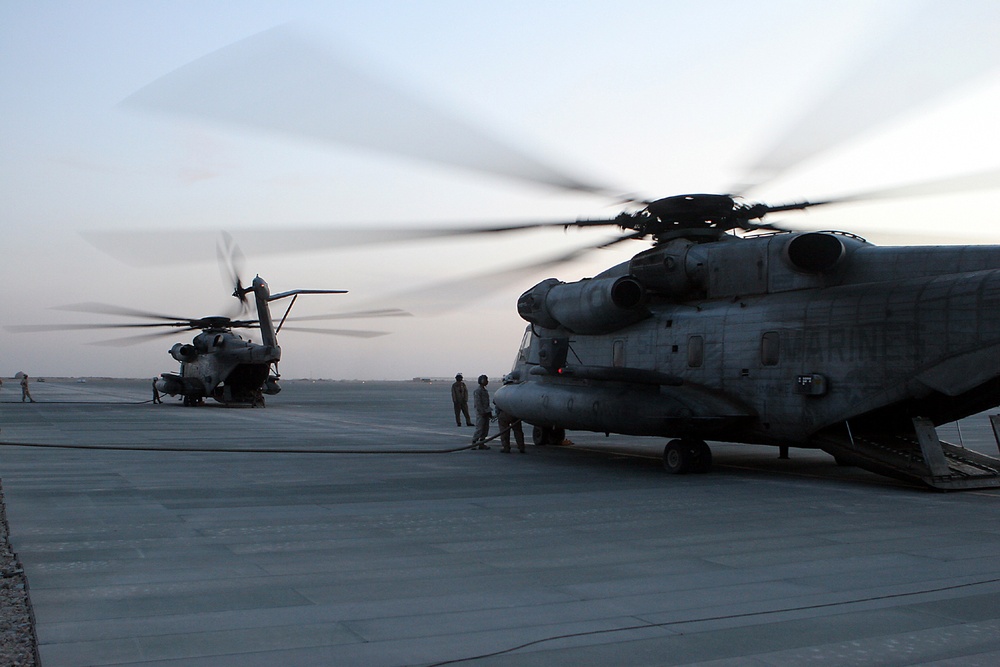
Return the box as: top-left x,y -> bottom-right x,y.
4,378 -> 1000,666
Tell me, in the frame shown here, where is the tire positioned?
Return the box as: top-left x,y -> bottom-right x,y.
663,439 -> 712,474
532,426 -> 566,446
663,439 -> 690,474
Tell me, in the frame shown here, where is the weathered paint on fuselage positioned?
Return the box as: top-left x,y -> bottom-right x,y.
496,232 -> 1000,448
158,325 -> 281,404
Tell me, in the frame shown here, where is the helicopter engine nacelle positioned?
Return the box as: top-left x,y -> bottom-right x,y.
517,275 -> 649,334
627,238 -> 708,298
170,343 -> 198,363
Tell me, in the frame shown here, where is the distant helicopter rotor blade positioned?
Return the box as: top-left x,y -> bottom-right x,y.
52,301 -> 196,322
5,323 -> 202,347
277,326 -> 390,338
5,322 -> 197,333
123,25 -> 612,197
735,3 -> 1000,193
87,328 -> 202,347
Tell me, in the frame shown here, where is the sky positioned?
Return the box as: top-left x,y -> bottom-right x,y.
3,0 -> 1000,380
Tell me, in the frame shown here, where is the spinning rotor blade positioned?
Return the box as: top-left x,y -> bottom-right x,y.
5,322 -> 199,333
53,301 -> 196,322
360,236 -> 636,316
84,219 -> 615,266
732,166 -> 1000,232
5,323 -> 202,347
736,3 -> 1000,192
88,328 -> 202,347
806,168 -> 1000,207
124,25 -> 610,196
8,300 -> 265,344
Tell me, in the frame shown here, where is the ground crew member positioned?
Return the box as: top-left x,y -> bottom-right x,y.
20,374 -> 35,403
472,374 -> 491,449
496,406 -> 525,454
152,377 -> 162,404
451,373 -> 472,426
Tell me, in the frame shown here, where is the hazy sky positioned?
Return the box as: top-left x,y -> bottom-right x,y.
3,0 -> 1000,380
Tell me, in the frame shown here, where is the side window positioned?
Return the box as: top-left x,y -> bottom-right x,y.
687,335 -> 704,368
612,339 -> 625,368
761,331 -> 780,366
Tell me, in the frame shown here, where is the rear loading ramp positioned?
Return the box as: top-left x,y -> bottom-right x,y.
816,417 -> 1000,490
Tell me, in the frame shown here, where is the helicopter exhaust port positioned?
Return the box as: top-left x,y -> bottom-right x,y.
516,275 -> 649,334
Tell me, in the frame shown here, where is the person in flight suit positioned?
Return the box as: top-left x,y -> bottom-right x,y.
20,374 -> 35,403
496,405 -> 525,454
471,374 -> 492,449
451,373 -> 473,427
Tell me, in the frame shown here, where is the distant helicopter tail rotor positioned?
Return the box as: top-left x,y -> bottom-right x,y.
217,232 -> 250,316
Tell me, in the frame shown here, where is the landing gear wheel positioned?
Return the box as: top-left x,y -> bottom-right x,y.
663,439 -> 712,474
532,426 -> 566,446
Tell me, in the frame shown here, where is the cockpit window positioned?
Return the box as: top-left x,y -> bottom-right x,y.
512,329 -> 532,370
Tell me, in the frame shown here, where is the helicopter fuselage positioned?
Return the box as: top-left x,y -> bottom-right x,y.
496,231 -> 1000,464
155,276 -> 283,405
156,328 -> 281,404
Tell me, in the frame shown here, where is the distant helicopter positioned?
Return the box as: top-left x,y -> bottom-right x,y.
110,18 -> 1000,484
8,236 -> 407,406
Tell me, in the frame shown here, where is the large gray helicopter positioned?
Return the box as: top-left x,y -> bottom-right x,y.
109,18 -> 1000,484
8,238 -> 405,406
494,197 -> 1000,489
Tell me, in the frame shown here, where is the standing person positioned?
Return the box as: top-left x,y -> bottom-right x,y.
20,374 -> 35,403
151,377 -> 162,404
496,406 -> 525,454
451,373 -> 473,427
471,374 -> 491,449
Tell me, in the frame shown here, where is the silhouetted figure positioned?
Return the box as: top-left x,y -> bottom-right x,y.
497,407 -> 525,454
20,375 -> 35,403
472,375 -> 491,449
451,373 -> 473,426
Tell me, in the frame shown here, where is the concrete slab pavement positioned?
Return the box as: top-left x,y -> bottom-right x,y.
3,379 -> 1000,665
